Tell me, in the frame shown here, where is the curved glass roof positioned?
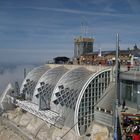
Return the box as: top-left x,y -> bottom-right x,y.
75,69 -> 111,135
32,66 -> 68,108
51,67 -> 93,112
20,65 -> 50,100
17,64 -> 113,136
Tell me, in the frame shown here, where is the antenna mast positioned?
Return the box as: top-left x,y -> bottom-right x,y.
115,33 -> 120,101
24,68 -> 26,79
81,17 -> 88,37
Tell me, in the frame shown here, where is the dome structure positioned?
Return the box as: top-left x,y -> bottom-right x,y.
19,64 -> 113,136
51,67 -> 112,135
20,65 -> 50,100
75,68 -> 111,135
32,66 -> 68,109
51,67 -> 93,127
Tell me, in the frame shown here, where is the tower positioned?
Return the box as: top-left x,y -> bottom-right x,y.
74,36 -> 94,58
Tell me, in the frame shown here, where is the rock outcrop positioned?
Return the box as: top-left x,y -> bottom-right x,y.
0,108 -> 113,140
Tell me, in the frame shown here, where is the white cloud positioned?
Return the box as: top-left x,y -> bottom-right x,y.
0,64 -> 34,94
0,0 -> 140,65
1,5 -> 133,17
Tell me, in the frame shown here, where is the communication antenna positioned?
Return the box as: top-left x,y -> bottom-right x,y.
80,17 -> 89,37
24,68 -> 26,79
80,22 -> 84,37
85,21 -> 88,37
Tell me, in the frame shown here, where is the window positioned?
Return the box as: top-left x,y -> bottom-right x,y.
133,84 -> 137,103
54,100 -> 59,105
55,92 -> 60,97
125,84 -> 132,101
40,82 -> 45,86
37,88 -> 41,92
36,94 -> 39,98
26,79 -> 30,82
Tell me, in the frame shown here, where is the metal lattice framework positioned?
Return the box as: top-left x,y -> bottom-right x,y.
51,67 -> 93,128
75,69 -> 111,135
32,66 -> 68,109
20,65 -> 50,100
6,95 -> 64,128
16,64 -> 113,136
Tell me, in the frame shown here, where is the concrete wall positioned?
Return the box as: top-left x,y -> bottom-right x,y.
94,110 -> 113,128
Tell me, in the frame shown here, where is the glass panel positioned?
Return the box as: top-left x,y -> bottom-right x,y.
133,84 -> 137,103
125,84 -> 132,101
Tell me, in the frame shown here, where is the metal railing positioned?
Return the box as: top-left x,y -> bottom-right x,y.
130,66 -> 140,71
6,95 -> 65,128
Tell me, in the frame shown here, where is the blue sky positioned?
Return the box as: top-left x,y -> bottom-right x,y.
0,0 -> 140,64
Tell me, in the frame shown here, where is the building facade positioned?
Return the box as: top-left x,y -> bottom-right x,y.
19,64 -> 114,136
79,50 -> 131,65
120,67 -> 140,110
74,37 -> 94,58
